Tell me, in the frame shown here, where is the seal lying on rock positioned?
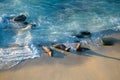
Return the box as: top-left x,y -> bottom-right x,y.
53,44 -> 70,52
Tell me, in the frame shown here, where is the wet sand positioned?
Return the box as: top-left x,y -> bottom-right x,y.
0,34 -> 120,80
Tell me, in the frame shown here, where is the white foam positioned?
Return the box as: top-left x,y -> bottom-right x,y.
0,44 -> 40,70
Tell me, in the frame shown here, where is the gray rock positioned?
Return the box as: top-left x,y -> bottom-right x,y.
13,14 -> 26,22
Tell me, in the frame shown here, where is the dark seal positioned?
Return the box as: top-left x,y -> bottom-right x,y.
53,44 -> 70,52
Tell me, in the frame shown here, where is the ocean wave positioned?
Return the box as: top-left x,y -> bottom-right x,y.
0,44 -> 40,70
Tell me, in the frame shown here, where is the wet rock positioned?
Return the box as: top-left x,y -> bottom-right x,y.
75,31 -> 91,38
102,38 -> 114,46
12,14 -> 26,22
42,46 -> 53,57
81,31 -> 91,36
22,21 -> 29,25
53,44 -> 70,52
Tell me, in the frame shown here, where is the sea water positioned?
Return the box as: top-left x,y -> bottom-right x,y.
0,0 -> 120,69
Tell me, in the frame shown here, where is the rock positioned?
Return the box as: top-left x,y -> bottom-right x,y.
22,21 -> 29,25
53,44 -> 70,52
42,46 -> 53,57
12,14 -> 26,22
81,31 -> 91,37
75,31 -> 91,38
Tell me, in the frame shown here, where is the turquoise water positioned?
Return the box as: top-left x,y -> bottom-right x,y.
0,0 -> 120,69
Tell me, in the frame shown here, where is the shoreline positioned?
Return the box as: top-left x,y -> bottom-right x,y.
0,33 -> 120,80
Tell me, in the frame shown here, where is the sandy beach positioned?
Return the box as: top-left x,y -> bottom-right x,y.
0,33 -> 120,80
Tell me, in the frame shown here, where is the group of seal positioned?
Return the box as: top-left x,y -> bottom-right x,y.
41,30 -> 115,57
42,43 -> 85,57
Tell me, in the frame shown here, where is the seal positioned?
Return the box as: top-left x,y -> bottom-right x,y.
42,46 -> 53,57
76,43 -> 82,51
53,44 -> 70,52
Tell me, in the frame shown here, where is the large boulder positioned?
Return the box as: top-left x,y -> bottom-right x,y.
102,38 -> 115,46
12,14 -> 26,22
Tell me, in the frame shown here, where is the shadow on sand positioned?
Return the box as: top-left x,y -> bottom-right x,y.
76,50 -> 120,61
